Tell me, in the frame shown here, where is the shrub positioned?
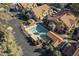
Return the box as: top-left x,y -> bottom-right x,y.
0,22 -> 23,56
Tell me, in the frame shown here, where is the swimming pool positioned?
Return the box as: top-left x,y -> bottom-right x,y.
30,24 -> 50,43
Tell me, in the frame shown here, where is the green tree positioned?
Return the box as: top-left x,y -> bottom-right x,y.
53,49 -> 63,56
59,4 -> 65,10
70,4 -> 79,16
0,22 -> 23,56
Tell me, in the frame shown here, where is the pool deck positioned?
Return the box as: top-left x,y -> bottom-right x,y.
23,24 -> 49,42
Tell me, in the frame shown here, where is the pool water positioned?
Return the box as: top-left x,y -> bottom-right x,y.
31,24 -> 50,42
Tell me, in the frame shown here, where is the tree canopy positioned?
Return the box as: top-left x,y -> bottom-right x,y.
70,4 -> 79,15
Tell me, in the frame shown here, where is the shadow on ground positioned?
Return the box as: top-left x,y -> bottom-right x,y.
34,48 -> 53,56
26,37 -> 35,46
25,37 -> 53,56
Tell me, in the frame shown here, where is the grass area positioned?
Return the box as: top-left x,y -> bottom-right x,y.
0,22 -> 23,56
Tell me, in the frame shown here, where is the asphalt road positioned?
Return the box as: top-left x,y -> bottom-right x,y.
8,18 -> 41,56
1,4 -> 39,56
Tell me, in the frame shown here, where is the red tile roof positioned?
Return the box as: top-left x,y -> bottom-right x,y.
47,11 -> 76,28
18,3 -> 37,10
32,4 -> 50,19
47,31 -> 64,47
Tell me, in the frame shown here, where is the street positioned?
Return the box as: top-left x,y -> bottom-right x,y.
8,18 -> 41,56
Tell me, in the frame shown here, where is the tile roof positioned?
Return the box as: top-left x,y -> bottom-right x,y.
18,3 -> 37,10
47,11 -> 76,28
60,13 -> 76,28
47,31 -> 64,47
32,4 -> 50,19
